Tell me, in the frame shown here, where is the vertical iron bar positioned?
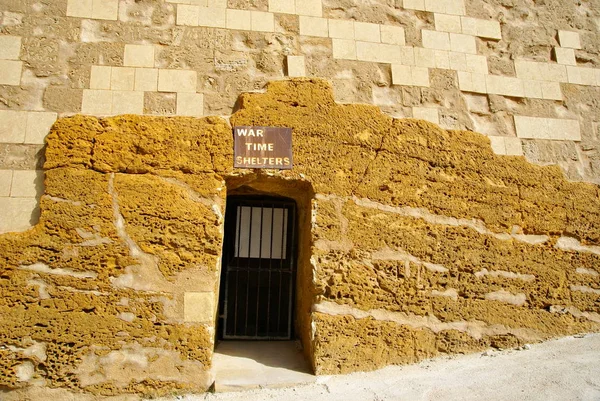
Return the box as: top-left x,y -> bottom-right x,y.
244,206 -> 253,336
277,207 -> 286,334
255,203 -> 264,337
266,204 -> 274,337
287,204 -> 296,339
233,205 -> 243,337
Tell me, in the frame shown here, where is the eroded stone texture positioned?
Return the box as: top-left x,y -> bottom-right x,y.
231,79 -> 600,374
0,115 -> 230,397
1,79 -> 599,397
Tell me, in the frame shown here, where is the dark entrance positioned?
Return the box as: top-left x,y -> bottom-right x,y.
218,196 -> 297,340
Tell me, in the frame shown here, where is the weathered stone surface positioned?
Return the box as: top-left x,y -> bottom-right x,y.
0,79 -> 599,398
0,143 -> 45,170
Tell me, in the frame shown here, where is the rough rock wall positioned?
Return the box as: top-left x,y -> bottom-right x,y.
229,79 -> 600,374
2,0 -> 600,234
1,79 -> 600,398
0,115 -> 231,397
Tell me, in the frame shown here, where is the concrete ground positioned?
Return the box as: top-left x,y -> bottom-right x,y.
161,333 -> 600,401
211,341 -> 315,392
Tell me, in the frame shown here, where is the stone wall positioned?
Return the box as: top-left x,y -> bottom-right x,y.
1,79 -> 599,398
2,0 -> 600,235
0,115 -> 232,398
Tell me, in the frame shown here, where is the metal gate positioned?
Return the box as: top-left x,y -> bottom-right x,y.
219,196 -> 296,340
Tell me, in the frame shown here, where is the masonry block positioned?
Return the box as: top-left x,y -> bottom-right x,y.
356,42 -> 401,64
184,292 -> 215,323
392,65 -> 429,87
380,25 -> 406,46
402,0 -> 425,11
413,107 -> 439,124
0,197 -> 39,234
112,91 -> 144,115
476,19 -> 502,40
514,116 -> 542,139
207,0 -> 227,7
268,0 -> 295,14
329,19 -> 354,40
457,71 -> 486,93
424,0 -> 464,14
0,60 -> 22,85
177,4 -> 200,26
90,65 -> 111,90
354,22 -> 380,43
488,136 -> 506,155
392,64 -> 412,86
10,170 -> 42,198
92,0 -> 119,20
514,116 -> 580,141
504,137 -> 523,156
331,39 -> 356,60
449,52 -> 467,71
0,36 -> 22,60
111,67 -> 136,91
424,0 -> 445,13
523,80 -> 543,99
540,81 -> 563,100
0,110 -> 27,143
198,7 -> 227,28
412,66 -> 430,86
538,63 -> 568,82
460,17 -> 477,36
251,11 -> 275,32
435,13 -> 462,33
556,119 -> 582,141
299,16 -> 328,37
177,93 -> 204,117
450,33 -> 476,54
295,0 -> 322,17
554,47 -> 576,66
287,55 -> 306,77
434,50 -> 450,69
134,68 -> 159,92
66,0 -> 93,18
25,112 -> 57,145
514,60 -> 539,80
414,47 -> 436,68
422,30 -> 450,51
567,66 -> 596,86
445,0 -> 466,16
124,45 -> 155,68
398,46 -> 415,66
558,30 -> 582,49
0,170 -> 12,197
226,9 -> 252,30
486,75 -> 524,98
158,69 -> 197,93
470,73 -> 487,93
81,89 -> 112,115
465,54 -> 488,74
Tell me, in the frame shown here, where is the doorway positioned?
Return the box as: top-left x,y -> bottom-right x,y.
218,195 -> 297,340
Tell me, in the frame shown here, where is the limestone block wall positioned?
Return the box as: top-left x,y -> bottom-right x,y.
1,79 -> 599,398
2,0 -> 600,234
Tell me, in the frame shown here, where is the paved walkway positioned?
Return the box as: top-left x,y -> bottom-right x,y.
163,333 -> 600,401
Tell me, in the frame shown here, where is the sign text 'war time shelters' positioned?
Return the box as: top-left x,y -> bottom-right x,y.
233,126 -> 293,169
